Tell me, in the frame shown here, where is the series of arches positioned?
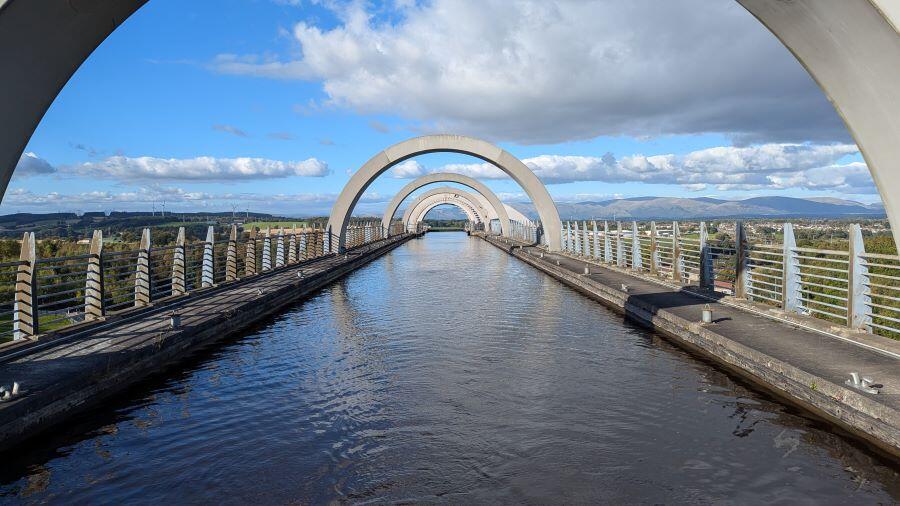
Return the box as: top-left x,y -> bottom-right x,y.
0,1 -> 899,251
404,191 -> 488,230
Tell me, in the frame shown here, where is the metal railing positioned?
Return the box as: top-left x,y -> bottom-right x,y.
3,222 -> 398,341
558,220 -> 900,338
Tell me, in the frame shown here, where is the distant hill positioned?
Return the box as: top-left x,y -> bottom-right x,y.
509,196 -> 885,221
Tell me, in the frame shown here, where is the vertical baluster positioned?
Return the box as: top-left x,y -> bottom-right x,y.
734,221 -> 747,298
226,224 -> 238,282
261,228 -> 272,272
631,221 -> 642,271
201,226 -> 214,288
673,222 -> 683,283
172,227 -> 186,294
245,227 -> 258,276
848,223 -> 872,330
134,228 -> 151,306
85,230 -> 104,321
782,222 -> 800,313
14,232 -> 38,338
700,222 -> 713,290
650,222 -> 659,275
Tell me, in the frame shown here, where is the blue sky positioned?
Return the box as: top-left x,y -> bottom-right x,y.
5,0 -> 876,217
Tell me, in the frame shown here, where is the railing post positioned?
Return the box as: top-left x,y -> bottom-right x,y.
650,221 -> 659,275
172,227 -> 186,295
288,226 -> 298,264
848,223 -> 872,331
592,221 -> 601,260
672,221 -> 683,283
734,221 -> 747,298
245,227 -> 258,276
324,225 -> 332,254
782,222 -> 800,312
14,232 -> 37,339
275,228 -> 285,268
85,230 -> 104,321
226,224 -> 238,282
616,221 -> 624,267
299,229 -> 308,261
261,228 -> 272,272
603,221 -> 611,263
201,226 -> 215,288
700,222 -> 713,290
631,221 -> 642,271
573,221 -> 582,254
563,221 -> 570,252
134,228 -> 151,307
581,221 -> 589,256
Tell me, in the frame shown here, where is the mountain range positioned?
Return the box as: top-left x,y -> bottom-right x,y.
500,196 -> 884,221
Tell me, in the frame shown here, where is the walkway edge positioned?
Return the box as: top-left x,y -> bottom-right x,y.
481,235 -> 900,459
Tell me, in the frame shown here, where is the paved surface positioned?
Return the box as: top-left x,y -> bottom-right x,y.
0,236 -> 412,450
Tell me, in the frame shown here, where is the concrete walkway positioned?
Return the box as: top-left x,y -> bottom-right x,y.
482,235 -> 900,458
0,235 -> 413,451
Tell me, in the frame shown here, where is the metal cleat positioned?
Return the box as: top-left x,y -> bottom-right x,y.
846,372 -> 881,394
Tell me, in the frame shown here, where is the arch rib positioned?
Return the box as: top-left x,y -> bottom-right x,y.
382,172 -> 511,237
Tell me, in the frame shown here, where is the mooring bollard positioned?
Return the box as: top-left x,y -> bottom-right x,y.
584,265 -> 590,275
701,304 -> 713,324
170,312 -> 181,329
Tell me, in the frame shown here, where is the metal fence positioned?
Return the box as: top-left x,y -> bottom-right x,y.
3,222 -> 398,341
559,220 -> 900,338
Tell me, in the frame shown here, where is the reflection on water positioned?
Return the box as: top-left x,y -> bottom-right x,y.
0,232 -> 897,503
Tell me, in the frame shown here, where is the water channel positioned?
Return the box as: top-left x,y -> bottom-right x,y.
1,232 -> 897,503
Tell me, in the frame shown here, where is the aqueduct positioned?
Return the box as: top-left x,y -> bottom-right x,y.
0,1 -> 899,251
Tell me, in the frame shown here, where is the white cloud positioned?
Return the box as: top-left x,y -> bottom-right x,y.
14,152 -> 56,178
211,0 -> 847,144
66,155 -> 330,181
389,143 -> 874,193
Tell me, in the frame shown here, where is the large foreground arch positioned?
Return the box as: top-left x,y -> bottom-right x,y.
400,187 -> 489,228
328,135 -> 561,251
382,172 -> 511,237
1,1 -> 900,250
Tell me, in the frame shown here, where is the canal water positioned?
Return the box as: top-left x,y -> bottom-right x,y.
1,233 -> 898,503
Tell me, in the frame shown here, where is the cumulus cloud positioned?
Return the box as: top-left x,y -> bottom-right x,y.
66,155 -> 330,181
14,152 -> 57,178
390,143 -> 874,193
210,0 -> 847,144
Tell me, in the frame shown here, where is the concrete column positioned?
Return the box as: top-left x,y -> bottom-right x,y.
700,222 -> 712,290
563,222 -> 570,252
275,228 -> 285,268
14,232 -> 37,339
616,221 -> 624,267
201,226 -> 215,288
245,227 -> 258,276
84,230 -> 104,321
734,221 -> 748,298
172,227 -> 186,296
603,221 -> 611,263
592,221 -> 601,260
324,226 -> 332,255
782,223 -> 800,312
226,225 -> 238,282
631,221 -> 642,271
848,223 -> 872,331
262,228 -> 272,272
134,228 -> 151,307
650,221 -> 659,275
673,222 -> 683,283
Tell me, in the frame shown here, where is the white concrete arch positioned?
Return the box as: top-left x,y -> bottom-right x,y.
401,187 -> 489,228
407,195 -> 483,231
1,2 -> 900,250
328,135 -> 561,251
382,172 -> 511,237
